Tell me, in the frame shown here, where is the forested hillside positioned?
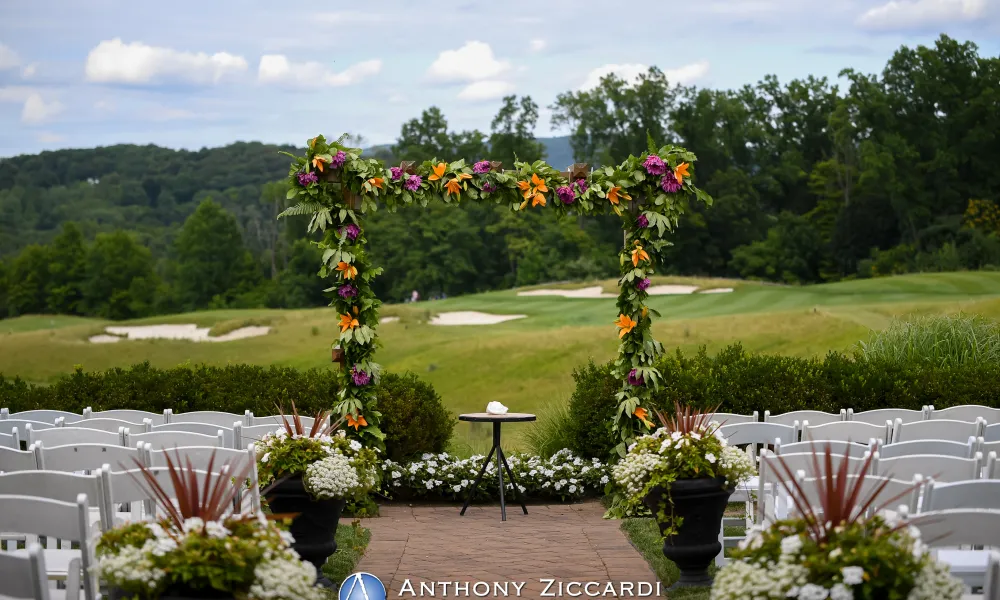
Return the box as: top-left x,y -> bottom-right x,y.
1,35 -> 998,320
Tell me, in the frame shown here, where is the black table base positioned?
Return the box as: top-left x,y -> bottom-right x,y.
459,421 -> 528,521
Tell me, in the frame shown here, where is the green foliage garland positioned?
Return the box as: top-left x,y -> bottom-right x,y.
281,134 -> 712,449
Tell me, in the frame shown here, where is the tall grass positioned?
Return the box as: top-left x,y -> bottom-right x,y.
857,314 -> 1000,367
520,401 -> 575,458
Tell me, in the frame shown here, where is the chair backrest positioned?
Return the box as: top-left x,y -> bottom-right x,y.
27,425 -> 124,447
929,404 -> 1000,424
55,417 -> 147,434
764,410 -> 844,426
102,465 -> 244,524
0,430 -> 20,450
910,509 -> 1000,548
849,407 -> 927,424
248,412 -> 324,429
0,420 -> 54,437
710,411 -> 758,425
148,422 -> 234,448
83,408 -> 165,425
125,430 -> 224,450
923,479 -> 1000,511
0,543 -> 50,600
874,451 -> 983,483
756,450 -> 872,523
719,422 -> 798,446
0,470 -> 109,530
793,473 -> 922,515
166,409 -> 249,427
802,420 -> 890,443
144,444 -> 260,512
0,446 -> 38,472
982,441 -> 1000,462
2,410 -> 83,424
237,423 -> 284,450
985,423 -> 1000,443
775,439 -> 873,456
34,442 -> 145,473
878,437 -> 977,459
892,418 -> 985,443
0,493 -> 96,599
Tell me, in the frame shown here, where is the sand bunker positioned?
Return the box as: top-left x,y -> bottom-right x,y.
89,324 -> 270,344
517,286 -> 614,299
646,285 -> 698,295
428,311 -> 526,326
699,287 -> 734,294
380,316 -> 400,324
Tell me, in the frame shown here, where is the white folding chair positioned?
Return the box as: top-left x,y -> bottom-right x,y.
33,442 -> 145,473
791,473 -> 922,517
774,439 -> 873,456
146,422 -> 236,448
929,405 -> 1000,424
873,451 -> 983,483
143,445 -> 261,513
82,408 -> 165,425
711,411 -> 758,425
848,407 -> 927,424
0,411 -> 83,424
0,420 -> 55,437
0,470 -> 108,532
756,450 -> 873,524
55,417 -> 147,434
878,437 -> 978,459
718,422 -> 798,446
984,423 -> 1000,443
763,409 -> 844,426
26,426 -> 125,447
0,446 -> 38,472
0,543 -> 51,600
248,412 -> 324,429
802,420 -> 891,444
125,430 -> 224,450
165,409 -> 250,427
923,479 -> 1000,512
236,423 -> 283,451
0,494 -> 97,600
102,465 -> 244,525
0,429 -> 20,449
909,509 -> 1000,590
892,418 -> 985,443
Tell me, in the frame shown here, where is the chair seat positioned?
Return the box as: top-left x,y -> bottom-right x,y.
937,549 -> 989,588
12,548 -> 80,579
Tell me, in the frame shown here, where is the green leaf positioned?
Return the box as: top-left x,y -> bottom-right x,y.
286,188 -> 299,200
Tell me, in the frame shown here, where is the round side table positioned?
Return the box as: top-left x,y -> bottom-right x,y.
457,412 -> 536,521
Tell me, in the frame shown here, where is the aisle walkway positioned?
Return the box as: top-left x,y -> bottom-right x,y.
357,501 -> 660,597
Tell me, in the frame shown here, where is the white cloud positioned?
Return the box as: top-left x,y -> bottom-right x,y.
457,80 -> 515,101
21,63 -> 37,78
529,39 -> 547,52
579,61 -> 710,91
0,43 -> 19,70
21,93 -> 64,124
857,0 -> 986,29
0,86 -> 36,103
36,132 -> 65,144
257,55 -> 381,88
426,41 -> 510,83
85,38 -> 248,85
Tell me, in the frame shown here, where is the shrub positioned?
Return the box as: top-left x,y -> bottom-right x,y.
564,360 -> 619,459
857,314 -> 1000,367
520,400 -> 575,458
374,371 -> 454,462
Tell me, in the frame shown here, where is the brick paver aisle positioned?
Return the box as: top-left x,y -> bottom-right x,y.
356,501 -> 661,597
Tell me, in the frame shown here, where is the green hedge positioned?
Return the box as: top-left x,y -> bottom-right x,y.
568,344 -> 1000,457
0,363 -> 454,461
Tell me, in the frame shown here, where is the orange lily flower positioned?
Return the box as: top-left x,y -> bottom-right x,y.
458,173 -> 473,181
368,177 -> 384,189
312,157 -> 326,172
445,178 -> 463,197
642,306 -> 649,319
615,314 -> 637,338
631,244 -> 650,267
339,312 -> 359,332
429,163 -> 447,181
335,261 -> 358,280
530,173 -> 548,193
607,186 -> 631,205
634,407 -> 654,428
519,199 -> 529,210
532,192 -> 546,207
674,162 -> 690,183
517,180 -> 531,197
346,413 -> 368,430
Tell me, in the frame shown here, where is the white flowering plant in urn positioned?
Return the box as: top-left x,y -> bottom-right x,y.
94,451 -> 325,600
711,447 -> 964,600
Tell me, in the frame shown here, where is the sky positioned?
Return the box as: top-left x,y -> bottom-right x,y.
0,0 -> 998,158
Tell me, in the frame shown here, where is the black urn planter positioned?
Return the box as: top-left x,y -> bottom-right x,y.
643,477 -> 733,589
264,475 -> 347,588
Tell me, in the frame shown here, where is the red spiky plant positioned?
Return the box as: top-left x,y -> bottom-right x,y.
769,442 -> 922,543
276,402 -> 344,438
655,402 -> 723,436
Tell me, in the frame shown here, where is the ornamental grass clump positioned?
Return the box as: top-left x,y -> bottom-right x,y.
94,450 -> 324,600
255,404 -> 379,501
711,446 -> 964,600
611,403 -> 756,534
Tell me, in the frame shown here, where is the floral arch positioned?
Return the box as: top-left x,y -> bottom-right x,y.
281,134 -> 713,455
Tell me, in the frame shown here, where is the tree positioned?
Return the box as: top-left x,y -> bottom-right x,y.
82,231 -> 159,319
489,95 -> 546,166
173,199 -> 260,310
5,245 -> 50,316
45,222 -> 88,315
393,107 -> 489,163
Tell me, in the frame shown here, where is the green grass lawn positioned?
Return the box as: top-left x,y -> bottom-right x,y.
323,520 -> 371,590
3,271 -> 1000,448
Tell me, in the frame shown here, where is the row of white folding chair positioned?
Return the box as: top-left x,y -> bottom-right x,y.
0,493 -> 97,600
764,409 -> 845,426
2,408 -> 252,426
909,509 -> 1000,591
846,407 -> 929,424
891,417 -> 986,443
23,424 -> 226,451
927,404 -> 1000,423
0,543 -> 50,600
0,410 -> 84,424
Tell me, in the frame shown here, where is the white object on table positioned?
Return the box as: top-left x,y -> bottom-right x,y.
486,402 -> 508,415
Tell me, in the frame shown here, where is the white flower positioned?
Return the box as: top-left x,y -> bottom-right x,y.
453,485 -> 462,492
841,566 -> 864,585
600,475 -> 609,484
829,547 -> 842,559
829,583 -> 853,600
182,517 -> 205,533
304,453 -> 373,500
798,584 -> 829,600
349,440 -> 363,452
204,520 -> 230,539
249,556 -> 324,600
705,452 -> 717,464
261,452 -> 270,463
425,480 -> 435,489
391,471 -> 401,479
569,485 -> 577,493
780,535 -> 803,556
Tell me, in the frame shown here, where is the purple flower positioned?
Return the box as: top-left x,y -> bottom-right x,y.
344,224 -> 360,241
390,167 -> 403,180
637,214 -> 649,228
636,278 -> 651,292
660,173 -> 682,193
473,160 -> 491,174
556,186 -> 575,205
351,367 -> 371,386
481,182 -> 496,194
574,179 -> 589,194
405,174 -> 422,192
338,284 -> 358,298
297,171 -> 318,186
628,369 -> 644,386
643,155 -> 668,176
330,150 -> 347,169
